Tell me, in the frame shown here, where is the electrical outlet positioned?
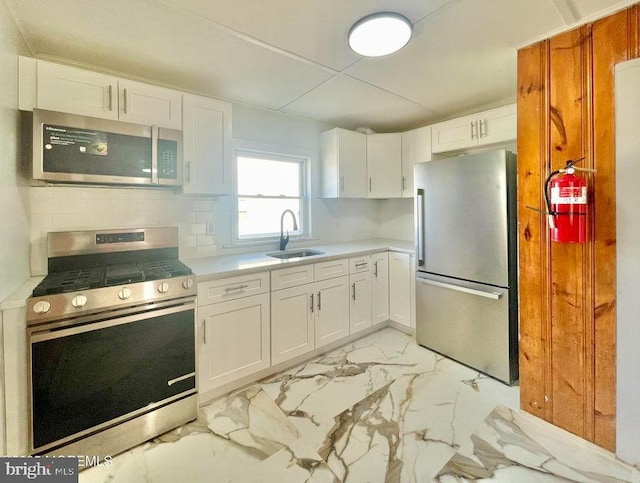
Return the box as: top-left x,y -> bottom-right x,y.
205,213 -> 215,235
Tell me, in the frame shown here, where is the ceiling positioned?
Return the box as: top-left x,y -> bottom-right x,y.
4,0 -> 637,132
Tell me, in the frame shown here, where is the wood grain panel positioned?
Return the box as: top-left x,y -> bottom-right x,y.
548,26 -> 591,438
591,8 -> 631,451
517,3 -> 640,451
517,41 -> 551,421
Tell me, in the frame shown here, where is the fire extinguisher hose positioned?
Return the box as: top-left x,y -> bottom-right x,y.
544,168 -> 562,216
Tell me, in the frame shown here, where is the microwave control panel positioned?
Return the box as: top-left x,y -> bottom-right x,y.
157,139 -> 178,179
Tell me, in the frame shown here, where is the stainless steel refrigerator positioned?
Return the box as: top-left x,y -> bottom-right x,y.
414,149 -> 518,384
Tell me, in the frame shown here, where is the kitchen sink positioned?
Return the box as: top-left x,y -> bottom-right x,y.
266,249 -> 324,260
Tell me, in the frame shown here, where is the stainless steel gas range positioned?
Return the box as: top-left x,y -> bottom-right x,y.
26,227 -> 197,457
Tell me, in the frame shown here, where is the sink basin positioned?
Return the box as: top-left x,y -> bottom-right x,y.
267,249 -> 324,260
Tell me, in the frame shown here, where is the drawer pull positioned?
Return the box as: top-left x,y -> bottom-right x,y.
225,284 -> 248,293
355,262 -> 368,268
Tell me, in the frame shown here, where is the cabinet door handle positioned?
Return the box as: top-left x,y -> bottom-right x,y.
369,177 -> 372,192
123,88 -> 128,114
225,284 -> 248,293
310,293 -> 314,313
317,291 -> 321,311
374,261 -> 378,277
107,85 -> 113,111
202,320 -> 207,345
402,176 -> 406,191
340,176 -> 344,193
352,282 -> 356,300
479,119 -> 486,138
186,161 -> 191,183
470,121 -> 477,140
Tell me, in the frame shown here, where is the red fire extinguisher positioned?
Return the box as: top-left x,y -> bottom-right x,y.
543,159 -> 595,243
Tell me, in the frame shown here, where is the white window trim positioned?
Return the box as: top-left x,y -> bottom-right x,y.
230,139 -> 316,248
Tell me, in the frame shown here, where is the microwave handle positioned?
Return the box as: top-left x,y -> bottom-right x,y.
151,125 -> 159,184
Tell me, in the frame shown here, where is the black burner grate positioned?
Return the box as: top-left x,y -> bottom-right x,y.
139,260 -> 192,281
33,268 -> 105,297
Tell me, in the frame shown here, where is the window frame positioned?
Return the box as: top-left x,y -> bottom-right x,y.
232,143 -> 311,245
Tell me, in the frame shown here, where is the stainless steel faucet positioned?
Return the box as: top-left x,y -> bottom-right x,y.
279,209 -> 298,250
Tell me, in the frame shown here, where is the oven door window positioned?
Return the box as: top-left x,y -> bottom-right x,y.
30,305 -> 195,451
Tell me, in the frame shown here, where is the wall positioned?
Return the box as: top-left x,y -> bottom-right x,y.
517,4 -> 640,451
26,101 -> 382,273
0,2 -> 29,299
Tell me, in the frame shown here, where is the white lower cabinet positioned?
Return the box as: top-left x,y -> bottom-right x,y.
198,293 -> 270,393
349,271 -> 372,334
389,252 -> 414,327
197,250 -> 414,395
271,283 -> 316,365
371,252 -> 390,325
315,276 -> 350,348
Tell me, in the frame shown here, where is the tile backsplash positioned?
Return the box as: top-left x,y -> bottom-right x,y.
29,186 -> 217,275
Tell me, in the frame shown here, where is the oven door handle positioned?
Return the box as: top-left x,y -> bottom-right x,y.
29,300 -> 195,342
167,372 -> 196,386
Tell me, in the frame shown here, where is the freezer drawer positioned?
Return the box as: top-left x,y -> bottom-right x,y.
415,273 -> 517,384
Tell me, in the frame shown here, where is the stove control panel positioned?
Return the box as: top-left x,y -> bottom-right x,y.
27,275 -> 197,325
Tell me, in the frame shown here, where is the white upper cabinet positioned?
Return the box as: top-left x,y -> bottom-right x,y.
431,104 -> 516,154
401,125 -> 432,198
35,60 -> 119,120
117,79 -> 182,129
367,133 -> 402,198
320,128 -> 367,198
21,58 -> 182,129
182,94 -> 233,195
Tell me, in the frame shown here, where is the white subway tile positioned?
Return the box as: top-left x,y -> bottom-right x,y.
196,234 -> 214,246
190,223 -> 206,235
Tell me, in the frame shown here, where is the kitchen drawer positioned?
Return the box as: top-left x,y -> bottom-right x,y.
198,272 -> 269,306
349,255 -> 371,274
314,258 -> 349,281
271,264 -> 315,291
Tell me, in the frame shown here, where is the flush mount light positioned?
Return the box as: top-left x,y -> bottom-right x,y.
348,12 -> 413,57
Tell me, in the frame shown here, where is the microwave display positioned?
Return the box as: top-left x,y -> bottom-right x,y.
43,124 -> 152,178
33,110 -> 182,187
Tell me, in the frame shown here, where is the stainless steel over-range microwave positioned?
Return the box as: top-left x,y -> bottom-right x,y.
32,109 -> 182,187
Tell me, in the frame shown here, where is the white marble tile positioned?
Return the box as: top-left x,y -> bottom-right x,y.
229,437 -> 340,483
435,405 -> 640,482
79,445 -> 148,483
79,327 -> 638,483
201,385 -> 300,458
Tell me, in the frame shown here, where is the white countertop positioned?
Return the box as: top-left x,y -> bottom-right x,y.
184,238 -> 414,282
0,239 -> 414,310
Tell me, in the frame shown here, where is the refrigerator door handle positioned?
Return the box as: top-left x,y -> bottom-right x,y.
416,188 -> 425,266
417,277 -> 502,300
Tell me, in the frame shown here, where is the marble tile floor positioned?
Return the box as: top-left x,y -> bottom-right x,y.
80,327 -> 640,482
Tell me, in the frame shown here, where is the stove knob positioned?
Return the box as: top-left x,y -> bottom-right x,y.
72,294 -> 88,308
33,301 -> 51,314
182,278 -> 194,289
158,282 -> 170,294
118,287 -> 132,300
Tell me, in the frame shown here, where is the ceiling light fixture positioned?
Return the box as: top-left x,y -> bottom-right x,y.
348,12 -> 413,57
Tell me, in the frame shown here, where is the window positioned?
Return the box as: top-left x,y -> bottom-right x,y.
235,150 -> 308,242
